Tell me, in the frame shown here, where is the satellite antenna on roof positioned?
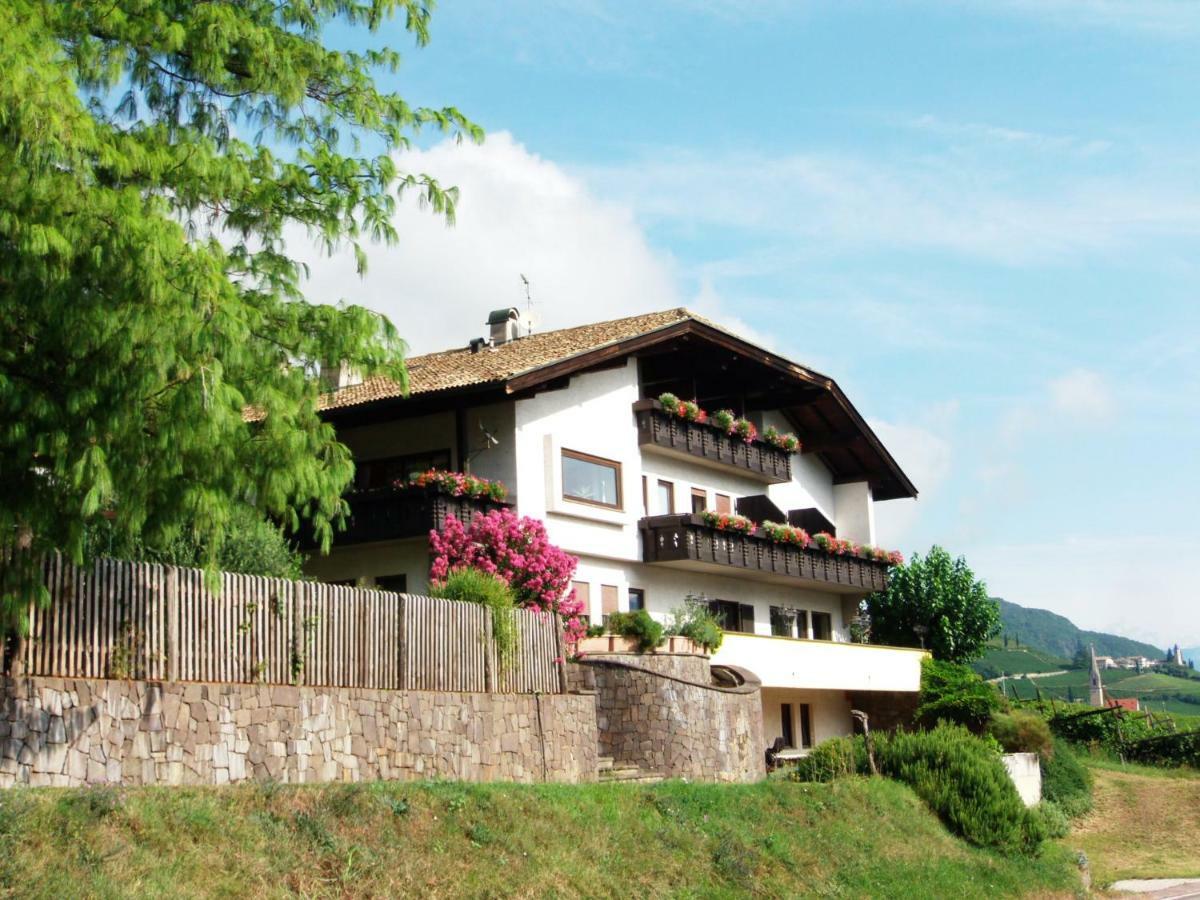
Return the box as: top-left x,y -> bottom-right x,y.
519,273 -> 539,336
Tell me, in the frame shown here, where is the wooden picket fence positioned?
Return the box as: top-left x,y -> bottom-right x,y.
17,555 -> 565,693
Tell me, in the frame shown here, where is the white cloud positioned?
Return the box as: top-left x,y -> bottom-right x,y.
290,132 -> 765,357
1048,368 -> 1115,421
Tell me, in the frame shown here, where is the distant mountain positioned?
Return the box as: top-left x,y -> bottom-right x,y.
995,598 -> 1164,661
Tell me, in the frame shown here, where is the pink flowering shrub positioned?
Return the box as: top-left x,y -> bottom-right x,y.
428,510 -> 585,641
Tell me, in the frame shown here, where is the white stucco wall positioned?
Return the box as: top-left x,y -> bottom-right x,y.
462,400 -> 518,491
833,481 -> 876,546
712,633 -> 926,692
760,687 -> 853,746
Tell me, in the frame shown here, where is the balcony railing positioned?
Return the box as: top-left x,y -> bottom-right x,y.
307,487 -> 510,548
633,399 -> 792,483
639,513 -> 890,593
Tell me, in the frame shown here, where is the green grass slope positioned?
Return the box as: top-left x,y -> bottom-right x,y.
0,778 -> 1079,898
996,598 -> 1164,661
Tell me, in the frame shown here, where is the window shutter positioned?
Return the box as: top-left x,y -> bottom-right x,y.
738,603 -> 755,634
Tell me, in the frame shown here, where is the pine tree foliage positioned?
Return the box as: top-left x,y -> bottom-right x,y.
0,1 -> 480,626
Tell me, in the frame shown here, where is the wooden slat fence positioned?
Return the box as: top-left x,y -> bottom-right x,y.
18,556 -> 563,693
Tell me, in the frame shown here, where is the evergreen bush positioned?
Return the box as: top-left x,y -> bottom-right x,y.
916,658 -> 1004,731
1040,737 -> 1093,818
988,710 -> 1053,758
605,610 -> 664,653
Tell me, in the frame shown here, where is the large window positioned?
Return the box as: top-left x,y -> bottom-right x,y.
690,488 -> 707,514
770,606 -> 808,639
561,450 -> 622,509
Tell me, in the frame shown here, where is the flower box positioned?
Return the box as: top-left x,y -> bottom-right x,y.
633,399 -> 792,483
640,514 -> 891,593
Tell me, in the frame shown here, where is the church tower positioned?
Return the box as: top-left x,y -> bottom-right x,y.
1089,644 -> 1105,707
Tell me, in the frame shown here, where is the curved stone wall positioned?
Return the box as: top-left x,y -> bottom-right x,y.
581,653 -> 765,783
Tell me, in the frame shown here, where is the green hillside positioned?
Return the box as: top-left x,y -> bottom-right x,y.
995,598 -> 1164,660
973,645 -> 1069,677
1000,667 -> 1200,717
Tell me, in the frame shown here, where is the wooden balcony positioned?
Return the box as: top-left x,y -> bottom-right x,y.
639,514 -> 890,594
633,399 -> 792,483
308,487 -> 510,548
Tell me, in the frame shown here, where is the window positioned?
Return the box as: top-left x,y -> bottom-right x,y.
601,584 -> 619,616
572,581 -> 592,617
799,703 -> 813,748
627,588 -> 645,612
714,493 -> 732,514
770,607 -> 809,638
780,703 -> 795,748
356,449 -> 452,490
374,573 -> 407,594
561,450 -> 622,509
811,611 -> 833,641
708,599 -> 755,634
690,488 -> 708,514
656,479 -> 674,514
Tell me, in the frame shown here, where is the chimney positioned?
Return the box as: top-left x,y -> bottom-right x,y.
487,307 -> 522,345
321,361 -> 362,392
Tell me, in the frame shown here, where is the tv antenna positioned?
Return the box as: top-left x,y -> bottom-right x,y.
519,273 -> 538,335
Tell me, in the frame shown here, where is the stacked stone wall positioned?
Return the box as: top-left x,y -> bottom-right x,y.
586,656 -> 765,782
0,677 -> 597,788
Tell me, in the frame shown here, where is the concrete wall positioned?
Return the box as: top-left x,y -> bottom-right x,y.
0,677 -> 598,788
760,687 -> 853,747
1001,752 -> 1042,807
582,654 -> 765,782
304,537 -> 431,592
712,633 -> 926,693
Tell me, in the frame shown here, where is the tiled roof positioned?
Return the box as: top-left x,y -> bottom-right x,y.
320,307 -> 699,411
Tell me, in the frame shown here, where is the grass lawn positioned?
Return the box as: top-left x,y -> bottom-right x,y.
1068,760 -> 1200,886
0,777 -> 1080,898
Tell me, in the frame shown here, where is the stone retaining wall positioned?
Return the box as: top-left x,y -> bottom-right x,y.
0,677 -> 597,788
584,655 -> 765,782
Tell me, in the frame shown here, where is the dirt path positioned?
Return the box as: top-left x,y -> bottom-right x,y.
1070,766 -> 1200,887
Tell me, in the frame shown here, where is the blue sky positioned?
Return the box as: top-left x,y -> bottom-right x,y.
306,1 -> 1200,648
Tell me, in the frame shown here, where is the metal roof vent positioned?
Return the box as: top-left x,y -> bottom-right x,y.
487,307 -> 521,345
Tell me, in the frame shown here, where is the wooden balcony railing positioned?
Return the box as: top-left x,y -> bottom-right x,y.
639,514 -> 890,593
307,487 -> 510,548
633,399 -> 792,483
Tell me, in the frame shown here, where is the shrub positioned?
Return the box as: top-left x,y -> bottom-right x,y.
1041,736 -> 1093,818
664,601 -> 724,653
988,710 -> 1053,758
874,725 -> 1046,856
784,736 -> 865,783
916,658 -> 1004,732
779,725 -> 1046,856
605,610 -> 664,653
1030,801 -> 1070,839
429,568 -> 518,671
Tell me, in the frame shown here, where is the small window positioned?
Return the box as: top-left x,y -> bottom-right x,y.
572,581 -> 592,617
690,488 -> 707,514
656,479 -> 674,514
709,599 -> 755,634
562,450 -> 622,509
715,493 -> 732,514
811,611 -> 833,641
601,584 -> 619,615
628,588 -> 645,612
374,574 -> 407,594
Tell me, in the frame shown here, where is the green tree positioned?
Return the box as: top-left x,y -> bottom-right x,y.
0,2 -> 479,626
865,546 -> 1000,663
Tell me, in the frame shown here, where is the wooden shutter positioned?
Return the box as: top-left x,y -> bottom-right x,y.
601,584 -> 619,615
738,603 -> 755,634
